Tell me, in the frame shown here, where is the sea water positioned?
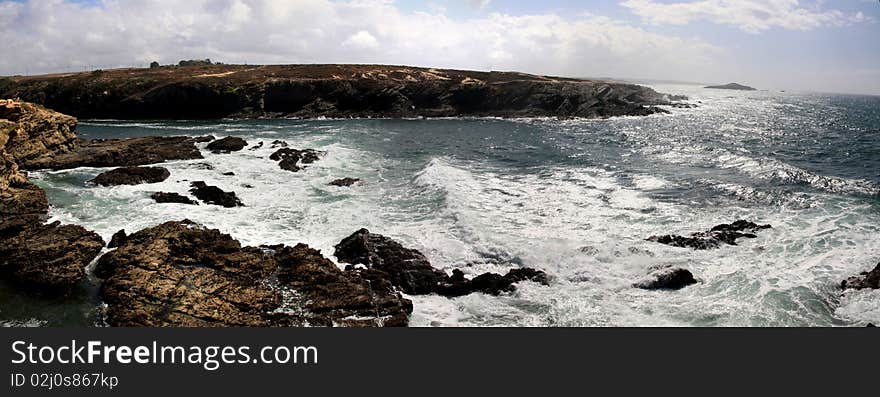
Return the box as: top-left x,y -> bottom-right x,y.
3,84 -> 879,327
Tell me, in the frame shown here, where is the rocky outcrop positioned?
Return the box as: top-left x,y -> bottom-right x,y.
648,220 -> 771,250
0,99 -> 79,166
150,191 -> 198,205
330,177 -> 360,187
0,99 -> 105,291
206,137 -> 247,153
334,228 -> 549,297
704,83 -> 756,91
107,229 -> 127,248
270,147 -> 322,172
89,166 -> 170,186
0,64 -> 676,120
0,100 -> 71,218
189,182 -> 243,207
94,220 -> 411,327
841,263 -> 880,290
634,266 -> 697,290
0,221 -> 104,290
21,136 -> 204,171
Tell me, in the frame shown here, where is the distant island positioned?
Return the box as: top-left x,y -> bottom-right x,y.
0,64 -> 681,120
704,83 -> 756,91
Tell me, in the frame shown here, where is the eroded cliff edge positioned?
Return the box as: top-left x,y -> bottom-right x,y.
0,64 -> 678,119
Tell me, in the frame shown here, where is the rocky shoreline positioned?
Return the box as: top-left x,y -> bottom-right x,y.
1,98 -> 874,327
0,64 -> 682,120
0,99 -> 554,327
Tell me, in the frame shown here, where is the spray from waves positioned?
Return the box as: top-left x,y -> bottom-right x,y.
652,146 -> 880,198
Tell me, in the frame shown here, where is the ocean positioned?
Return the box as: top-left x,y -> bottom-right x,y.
3,84 -> 879,327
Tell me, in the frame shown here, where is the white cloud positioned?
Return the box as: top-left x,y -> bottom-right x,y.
0,0 -> 727,82
621,0 -> 860,33
343,30 -> 379,50
466,0 -> 492,9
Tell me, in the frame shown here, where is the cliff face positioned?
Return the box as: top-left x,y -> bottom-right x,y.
0,64 -> 675,119
0,99 -> 77,216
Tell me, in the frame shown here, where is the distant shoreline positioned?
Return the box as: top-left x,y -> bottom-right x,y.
0,64 -> 682,120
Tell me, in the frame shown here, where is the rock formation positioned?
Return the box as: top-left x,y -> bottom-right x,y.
20,136 -> 203,170
94,220 -> 412,327
89,166 -> 171,186
841,262 -> 880,290
648,220 -> 771,250
634,266 -> 698,290
329,177 -> 360,187
269,147 -> 322,172
206,136 -> 247,153
334,228 -> 549,297
0,99 -> 105,291
150,191 -> 198,205
189,181 -> 243,207
0,64 -> 678,119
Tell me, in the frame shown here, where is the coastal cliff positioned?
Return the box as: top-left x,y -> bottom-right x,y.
0,64 -> 676,119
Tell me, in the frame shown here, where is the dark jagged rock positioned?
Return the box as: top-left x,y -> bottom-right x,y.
20,136 -> 204,171
634,266 -> 697,290
270,140 -> 288,148
440,267 -> 551,297
704,83 -> 756,91
222,172 -> 235,176
88,166 -> 170,186
94,220 -> 411,327
334,228 -> 549,297
0,221 -> 104,290
648,220 -> 771,250
189,181 -> 243,207
270,148 -> 322,172
841,263 -> 880,290
206,136 -> 247,153
249,141 -> 264,151
1,65 -> 675,120
107,229 -> 127,248
150,191 -> 198,205
335,228 -> 447,295
329,177 -> 360,187
193,135 -> 215,143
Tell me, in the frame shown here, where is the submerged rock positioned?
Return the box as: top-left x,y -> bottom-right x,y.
94,220 -> 411,327
269,148 -> 323,172
89,166 -> 170,186
150,191 -> 198,205
189,181 -> 243,207
648,220 -> 771,250
329,177 -> 360,187
206,136 -> 247,153
0,221 -> 104,290
334,228 -> 549,297
841,262 -> 880,290
634,266 -> 697,290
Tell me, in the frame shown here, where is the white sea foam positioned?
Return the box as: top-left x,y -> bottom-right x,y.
26,108 -> 880,327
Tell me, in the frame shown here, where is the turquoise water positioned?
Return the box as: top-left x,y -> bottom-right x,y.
3,84 -> 879,326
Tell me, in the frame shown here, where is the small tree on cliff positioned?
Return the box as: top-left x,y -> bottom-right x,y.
149,61 -> 160,69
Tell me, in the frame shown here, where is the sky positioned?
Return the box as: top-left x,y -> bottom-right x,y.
1,0 -> 878,95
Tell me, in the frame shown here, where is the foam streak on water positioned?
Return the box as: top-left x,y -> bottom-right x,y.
4,85 -> 879,327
